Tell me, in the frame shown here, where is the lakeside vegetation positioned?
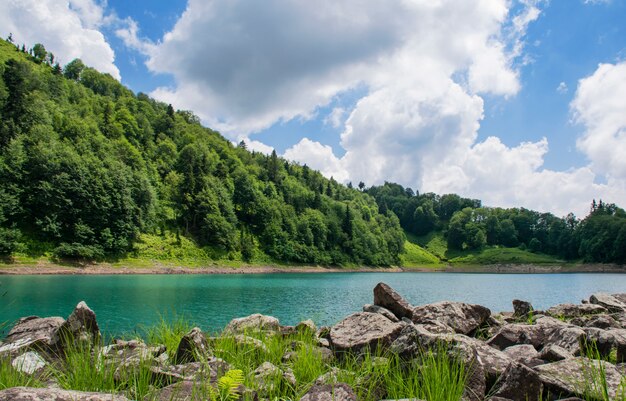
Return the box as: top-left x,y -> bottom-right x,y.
0,37 -> 625,269
0,319 -> 468,401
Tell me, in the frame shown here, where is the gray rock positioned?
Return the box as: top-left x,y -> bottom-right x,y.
538,345 -> 573,362
362,304 -> 399,322
570,314 -> 621,329
487,324 -> 545,350
151,381 -> 206,401
0,316 -> 64,356
299,383 -> 356,401
609,328 -> 626,363
150,358 -> 228,385
52,301 -> 100,347
253,362 -> 296,394
296,319 -> 317,334
452,334 -> 513,380
503,344 -> 543,367
546,303 -> 607,318
412,301 -> 490,335
389,323 -> 437,358
543,325 -> 586,355
583,327 -> 618,358
0,387 -> 130,401
373,282 -> 414,320
224,314 -> 280,334
534,357 -> 625,400
329,312 -> 404,353
173,327 -> 210,364
512,300 -> 533,318
314,367 -> 355,385
611,293 -> 626,304
11,351 -> 47,375
589,293 -> 626,313
491,362 -> 543,401
100,339 -> 166,373
232,334 -> 269,353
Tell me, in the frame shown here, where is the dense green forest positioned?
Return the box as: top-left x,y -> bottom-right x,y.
367,183 -> 626,264
0,38 -> 403,266
0,38 -> 624,266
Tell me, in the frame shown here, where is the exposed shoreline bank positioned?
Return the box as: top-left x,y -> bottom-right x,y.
0,261 -> 624,275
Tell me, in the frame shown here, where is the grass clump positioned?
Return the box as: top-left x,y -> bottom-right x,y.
0,357 -> 44,389
578,341 -> 626,401
144,315 -> 194,359
52,340 -> 119,393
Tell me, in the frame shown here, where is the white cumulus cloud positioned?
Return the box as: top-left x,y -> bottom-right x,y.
572,61 -> 626,181
0,0 -> 121,80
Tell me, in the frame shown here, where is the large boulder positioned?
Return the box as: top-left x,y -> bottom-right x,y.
224,314 -> 280,334
362,304 -> 399,323
589,293 -> 626,313
538,345 -> 573,362
488,318 -> 587,355
534,357 -> 625,400
612,293 -> 626,304
487,324 -> 545,350
299,383 -> 356,401
373,283 -> 414,320
329,312 -> 404,353
52,301 -> 100,347
512,300 -> 533,318
570,314 -> 621,330
0,316 -> 64,357
412,301 -> 490,335
546,303 -> 607,318
173,327 -> 210,364
490,362 -> 544,401
0,387 -> 130,401
502,344 -> 542,367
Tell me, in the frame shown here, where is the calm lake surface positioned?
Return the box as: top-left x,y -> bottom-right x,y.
1,273 -> 625,337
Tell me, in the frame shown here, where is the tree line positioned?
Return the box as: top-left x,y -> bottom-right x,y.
366,182 -> 626,263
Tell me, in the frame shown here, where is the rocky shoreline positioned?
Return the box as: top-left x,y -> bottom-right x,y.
1,284 -> 626,400
0,262 -> 624,275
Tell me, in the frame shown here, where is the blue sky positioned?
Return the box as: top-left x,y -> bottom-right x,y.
1,0 -> 626,217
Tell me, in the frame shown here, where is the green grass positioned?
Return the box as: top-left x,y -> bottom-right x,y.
210,326 -> 467,401
449,247 -> 559,265
400,233 -> 441,267
0,357 -> 44,390
411,231 -> 560,265
144,315 -> 195,360
579,343 -> 626,401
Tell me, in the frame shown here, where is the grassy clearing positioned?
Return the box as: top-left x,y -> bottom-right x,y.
412,231 -> 560,265
449,247 -> 560,265
400,233 -> 441,267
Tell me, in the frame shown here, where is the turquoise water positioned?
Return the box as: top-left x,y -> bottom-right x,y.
1,273 -> 625,337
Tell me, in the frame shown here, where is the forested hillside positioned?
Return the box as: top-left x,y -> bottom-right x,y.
368,182 -> 626,264
0,39 -> 404,266
0,38 -> 624,267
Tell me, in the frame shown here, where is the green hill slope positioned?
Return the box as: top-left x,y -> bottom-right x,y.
0,39 -> 404,267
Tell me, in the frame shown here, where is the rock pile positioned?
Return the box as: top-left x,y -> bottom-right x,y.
1,284 -> 625,401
